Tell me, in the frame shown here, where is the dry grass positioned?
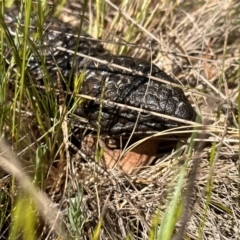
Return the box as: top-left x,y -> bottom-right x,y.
0,0 -> 240,239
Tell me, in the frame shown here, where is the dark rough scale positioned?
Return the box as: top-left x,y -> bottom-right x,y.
76,56 -> 195,136
3,7 -> 108,85
3,6 -> 195,136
